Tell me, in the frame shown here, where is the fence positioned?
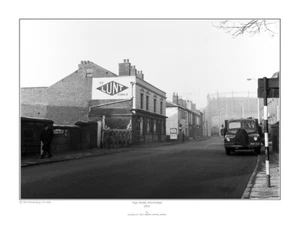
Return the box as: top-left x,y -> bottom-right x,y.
102,129 -> 132,148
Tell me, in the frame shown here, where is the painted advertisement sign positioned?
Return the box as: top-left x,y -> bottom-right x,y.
170,128 -> 178,139
92,77 -> 135,100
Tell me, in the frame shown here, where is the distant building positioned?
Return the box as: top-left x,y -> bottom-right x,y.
166,93 -> 203,140
206,92 -> 258,136
21,59 -> 167,144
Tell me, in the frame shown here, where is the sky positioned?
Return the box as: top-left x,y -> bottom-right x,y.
20,19 -> 280,109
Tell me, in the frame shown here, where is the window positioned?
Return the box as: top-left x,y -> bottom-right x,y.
154,99 -> 157,113
140,93 -> 144,109
86,68 -> 93,77
180,109 -> 186,119
228,120 -> 255,130
146,96 -> 149,110
160,101 -> 163,114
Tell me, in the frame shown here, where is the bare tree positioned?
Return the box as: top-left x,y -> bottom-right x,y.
213,20 -> 279,38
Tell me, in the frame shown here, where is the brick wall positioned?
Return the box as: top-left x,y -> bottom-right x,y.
51,125 -> 81,153
20,87 -> 48,118
21,104 -> 47,119
46,105 -> 89,125
21,87 -> 47,104
45,63 -> 119,124
21,61 -> 119,125
47,70 -> 92,107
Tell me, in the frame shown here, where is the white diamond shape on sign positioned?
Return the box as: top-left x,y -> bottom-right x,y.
97,81 -> 129,96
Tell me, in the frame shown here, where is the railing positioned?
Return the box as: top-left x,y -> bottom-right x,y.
102,129 -> 132,148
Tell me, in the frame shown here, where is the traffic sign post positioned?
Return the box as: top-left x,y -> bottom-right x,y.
263,77 -> 271,187
257,75 -> 279,188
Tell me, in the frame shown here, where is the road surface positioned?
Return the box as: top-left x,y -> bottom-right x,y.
21,137 -> 258,199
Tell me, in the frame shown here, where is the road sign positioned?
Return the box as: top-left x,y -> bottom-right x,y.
257,88 -> 279,98
170,128 -> 178,139
257,77 -> 279,98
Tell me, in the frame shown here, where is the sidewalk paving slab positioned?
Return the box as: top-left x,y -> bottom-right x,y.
242,146 -> 280,200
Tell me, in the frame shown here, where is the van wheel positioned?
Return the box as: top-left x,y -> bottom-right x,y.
225,148 -> 231,155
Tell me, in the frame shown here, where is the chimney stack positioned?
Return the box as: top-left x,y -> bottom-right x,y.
137,70 -> 144,80
119,59 -> 131,76
130,65 -> 137,76
187,100 -> 193,110
78,60 -> 92,69
178,97 -> 184,107
173,93 -> 178,104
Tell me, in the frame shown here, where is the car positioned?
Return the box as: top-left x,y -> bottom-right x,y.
224,118 -> 262,155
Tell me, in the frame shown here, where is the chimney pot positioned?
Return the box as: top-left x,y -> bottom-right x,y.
124,59 -> 126,63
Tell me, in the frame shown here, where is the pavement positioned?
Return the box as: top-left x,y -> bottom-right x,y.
242,145 -> 280,200
21,137 -> 280,199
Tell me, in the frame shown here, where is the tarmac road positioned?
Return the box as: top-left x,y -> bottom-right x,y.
21,137 -> 258,199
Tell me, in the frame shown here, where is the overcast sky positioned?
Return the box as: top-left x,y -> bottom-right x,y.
20,19 -> 280,109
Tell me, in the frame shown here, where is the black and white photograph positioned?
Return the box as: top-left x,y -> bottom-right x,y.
2,1 -> 297,222
20,19 -> 280,200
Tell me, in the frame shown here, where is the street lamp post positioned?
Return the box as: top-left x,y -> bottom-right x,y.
247,78 -> 260,123
237,103 -> 244,118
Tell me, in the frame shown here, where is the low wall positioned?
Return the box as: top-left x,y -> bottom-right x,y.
51,125 -> 81,153
88,122 -> 98,148
21,117 -> 97,156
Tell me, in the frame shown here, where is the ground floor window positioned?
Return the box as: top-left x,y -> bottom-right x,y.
147,118 -> 150,134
